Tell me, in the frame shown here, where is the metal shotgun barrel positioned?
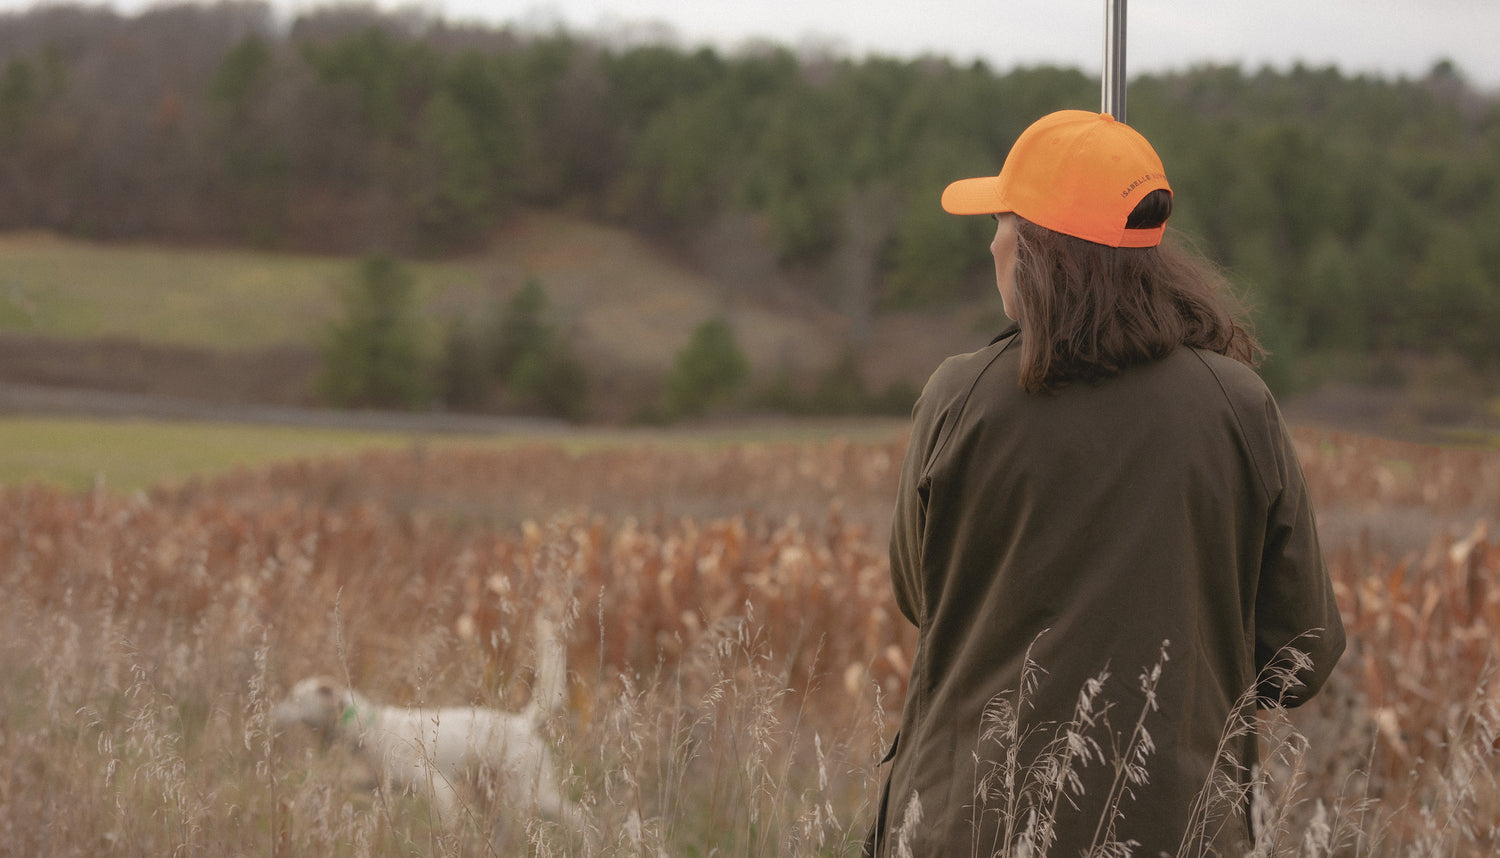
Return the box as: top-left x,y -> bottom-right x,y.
1102,0 -> 1127,121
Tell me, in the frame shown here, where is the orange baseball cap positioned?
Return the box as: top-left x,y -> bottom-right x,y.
941,110 -> 1172,248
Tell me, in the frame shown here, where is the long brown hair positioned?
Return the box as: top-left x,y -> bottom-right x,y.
1009,191 -> 1261,394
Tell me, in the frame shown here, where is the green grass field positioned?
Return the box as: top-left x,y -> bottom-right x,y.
0,414 -> 911,494
0,232 -> 483,350
0,417 -> 456,492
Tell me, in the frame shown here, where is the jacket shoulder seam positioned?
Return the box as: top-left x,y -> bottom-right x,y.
1189,349 -> 1275,501
926,336 -> 1018,472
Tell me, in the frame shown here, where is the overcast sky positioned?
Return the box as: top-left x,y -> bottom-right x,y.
429,1 -> 1497,88
7,1 -> 1499,90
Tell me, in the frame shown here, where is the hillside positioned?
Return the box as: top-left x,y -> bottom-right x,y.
0,212 -> 994,423
3,212 -> 1498,439
1,5 -> 1497,438
2,4 -> 1496,393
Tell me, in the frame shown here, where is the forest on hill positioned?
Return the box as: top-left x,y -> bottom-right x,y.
0,2 -> 1496,403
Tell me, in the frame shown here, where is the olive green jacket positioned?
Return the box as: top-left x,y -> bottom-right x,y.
869,328 -> 1345,857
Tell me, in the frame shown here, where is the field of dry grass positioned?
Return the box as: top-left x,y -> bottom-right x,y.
2,427 -> 1497,855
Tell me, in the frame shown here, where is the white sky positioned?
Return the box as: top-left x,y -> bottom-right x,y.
424,0 -> 1499,88
7,1 -> 1500,90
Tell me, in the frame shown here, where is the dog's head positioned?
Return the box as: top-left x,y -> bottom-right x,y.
274,676 -> 353,734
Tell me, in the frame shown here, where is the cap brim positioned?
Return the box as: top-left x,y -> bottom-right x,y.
941,176 -> 1010,215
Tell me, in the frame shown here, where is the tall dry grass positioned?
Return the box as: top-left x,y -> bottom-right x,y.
0,428 -> 1496,855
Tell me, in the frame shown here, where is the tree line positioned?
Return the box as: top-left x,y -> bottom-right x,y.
1,2 -> 1497,387
319,254 -> 913,420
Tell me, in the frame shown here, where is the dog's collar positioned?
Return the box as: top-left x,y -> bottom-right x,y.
339,702 -> 370,728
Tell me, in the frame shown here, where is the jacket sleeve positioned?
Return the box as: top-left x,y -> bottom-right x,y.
889,362 -> 963,629
1253,404 -> 1346,708
889,411 -> 932,629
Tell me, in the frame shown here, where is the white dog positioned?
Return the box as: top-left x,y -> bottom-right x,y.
274,616 -> 577,829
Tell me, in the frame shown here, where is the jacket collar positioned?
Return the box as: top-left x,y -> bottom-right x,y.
990,323 -> 1021,346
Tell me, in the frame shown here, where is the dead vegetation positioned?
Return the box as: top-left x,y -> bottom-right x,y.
0,427 -> 1496,854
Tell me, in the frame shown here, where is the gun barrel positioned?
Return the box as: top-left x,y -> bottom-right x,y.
1102,0 -> 1128,121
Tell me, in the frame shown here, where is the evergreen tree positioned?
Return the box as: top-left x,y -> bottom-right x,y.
662,316 -> 750,419
510,343 -> 589,421
436,316 -> 489,411
487,277 -> 590,419
490,278 -> 553,378
316,255 -> 430,409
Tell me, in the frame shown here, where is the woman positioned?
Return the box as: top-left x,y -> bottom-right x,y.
867,110 -> 1345,856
